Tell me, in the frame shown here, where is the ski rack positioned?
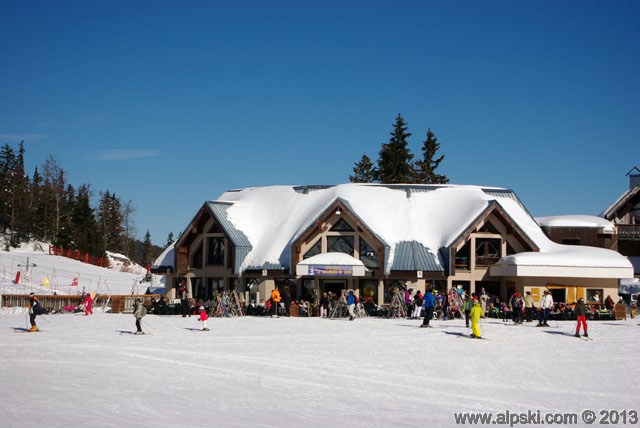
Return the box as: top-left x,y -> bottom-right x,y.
387,291 -> 407,319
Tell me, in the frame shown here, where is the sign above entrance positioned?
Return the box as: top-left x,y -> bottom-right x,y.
296,252 -> 367,277
310,265 -> 353,276
297,264 -> 365,276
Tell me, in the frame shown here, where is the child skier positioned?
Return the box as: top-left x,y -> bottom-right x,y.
84,293 -> 93,316
133,298 -> 147,335
28,293 -> 45,332
198,305 -> 209,331
574,297 -> 588,338
469,297 -> 484,339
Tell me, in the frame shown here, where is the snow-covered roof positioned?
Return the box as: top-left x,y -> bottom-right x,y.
211,183 -> 632,277
601,185 -> 640,221
153,243 -> 175,269
536,215 -> 616,233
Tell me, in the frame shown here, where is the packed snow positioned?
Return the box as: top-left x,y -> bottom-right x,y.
1,238 -> 639,428
0,243 -> 162,296
1,311 -> 638,428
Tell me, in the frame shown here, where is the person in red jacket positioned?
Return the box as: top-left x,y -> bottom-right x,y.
84,293 -> 93,316
198,306 -> 209,331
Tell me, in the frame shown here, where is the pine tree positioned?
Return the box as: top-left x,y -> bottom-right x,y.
166,232 -> 174,248
71,184 -> 103,256
30,167 -> 46,241
349,154 -> 378,183
414,128 -> 448,184
9,142 -> 31,244
97,191 -> 123,253
377,114 -> 414,184
0,143 -> 16,233
142,230 -> 153,265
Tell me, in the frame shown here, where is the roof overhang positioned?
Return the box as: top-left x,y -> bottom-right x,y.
296,252 -> 367,277
490,264 -> 633,279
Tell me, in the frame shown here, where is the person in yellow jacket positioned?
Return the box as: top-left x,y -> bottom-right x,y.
270,286 -> 282,318
469,297 -> 484,339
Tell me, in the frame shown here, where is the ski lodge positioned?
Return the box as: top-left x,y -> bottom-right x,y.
156,183 -> 633,308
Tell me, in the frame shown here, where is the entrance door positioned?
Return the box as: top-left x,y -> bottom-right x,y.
322,280 -> 347,297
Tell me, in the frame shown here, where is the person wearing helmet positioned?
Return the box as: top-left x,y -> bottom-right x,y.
198,305 -> 209,331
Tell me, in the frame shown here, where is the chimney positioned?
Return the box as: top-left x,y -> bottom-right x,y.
628,166 -> 640,189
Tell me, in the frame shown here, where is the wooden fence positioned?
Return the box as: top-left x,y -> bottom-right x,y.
1,294 -> 164,314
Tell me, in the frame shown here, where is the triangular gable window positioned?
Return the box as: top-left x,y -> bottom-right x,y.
331,218 -> 354,232
478,221 -> 499,234
303,240 -> 322,260
208,223 -> 222,234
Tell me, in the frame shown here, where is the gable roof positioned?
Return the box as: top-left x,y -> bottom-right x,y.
600,185 -> 640,221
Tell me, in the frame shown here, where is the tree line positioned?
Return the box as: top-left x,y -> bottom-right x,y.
350,114 -> 448,184
0,141 -> 162,265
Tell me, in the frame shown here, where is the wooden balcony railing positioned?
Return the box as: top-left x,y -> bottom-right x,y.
618,224 -> 640,241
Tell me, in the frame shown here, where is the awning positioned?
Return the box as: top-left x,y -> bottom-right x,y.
296,252 -> 367,277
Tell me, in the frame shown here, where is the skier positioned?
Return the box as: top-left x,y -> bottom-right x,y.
469,297 -> 484,338
346,290 -> 357,320
133,298 -> 147,334
574,297 -> 588,338
538,290 -> 554,327
411,290 -> 423,319
83,293 -> 93,316
421,288 -> 436,328
179,280 -> 190,318
524,291 -> 534,322
320,292 -> 330,318
463,293 -> 474,328
510,292 -> 524,324
28,293 -> 45,332
198,305 -> 209,331
270,286 -> 281,317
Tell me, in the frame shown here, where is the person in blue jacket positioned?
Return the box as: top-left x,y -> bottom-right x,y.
346,290 -> 357,320
421,288 -> 436,328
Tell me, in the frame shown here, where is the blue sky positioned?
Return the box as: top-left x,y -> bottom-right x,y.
1,0 -> 638,245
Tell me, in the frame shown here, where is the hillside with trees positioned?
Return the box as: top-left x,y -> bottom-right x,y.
0,141 -> 162,265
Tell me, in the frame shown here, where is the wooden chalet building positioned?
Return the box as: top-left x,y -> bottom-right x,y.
158,184 -> 633,308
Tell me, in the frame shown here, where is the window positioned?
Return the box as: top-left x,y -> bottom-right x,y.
478,222 -> 499,234
360,239 -> 379,268
331,218 -> 354,231
303,239 -> 322,259
455,242 -> 470,270
208,223 -> 222,234
475,238 -> 501,266
586,289 -> 602,303
383,280 -> 406,304
327,236 -> 354,255
359,280 -> 378,303
207,237 -> 225,265
562,238 -> 581,246
191,243 -> 203,269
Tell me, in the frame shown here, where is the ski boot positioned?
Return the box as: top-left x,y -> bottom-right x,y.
28,325 -> 38,332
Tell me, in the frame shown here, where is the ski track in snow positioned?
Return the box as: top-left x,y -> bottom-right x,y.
1,312 -> 639,428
